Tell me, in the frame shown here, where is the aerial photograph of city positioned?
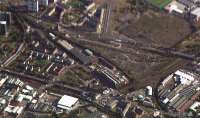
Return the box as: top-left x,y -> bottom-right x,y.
1,0 -> 200,118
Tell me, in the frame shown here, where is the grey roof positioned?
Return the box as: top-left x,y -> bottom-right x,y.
70,48 -> 91,65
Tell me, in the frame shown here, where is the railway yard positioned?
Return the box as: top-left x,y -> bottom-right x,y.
1,0 -> 200,118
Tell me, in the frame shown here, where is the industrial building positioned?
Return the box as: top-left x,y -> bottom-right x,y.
158,69 -> 200,112
94,64 -> 129,88
70,48 -> 92,65
57,95 -> 79,110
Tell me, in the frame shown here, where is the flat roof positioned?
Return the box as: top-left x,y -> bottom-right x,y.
0,21 -> 6,24
191,7 -> 200,17
57,95 -> 78,109
190,101 -> 200,112
165,1 -> 186,13
70,48 -> 91,65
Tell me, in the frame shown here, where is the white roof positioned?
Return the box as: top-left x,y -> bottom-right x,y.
16,94 -> 24,102
0,98 -> 6,105
162,98 -> 169,104
17,107 -> 24,114
191,7 -> 200,17
0,21 -> 6,25
165,1 -> 186,14
190,102 -> 200,112
0,78 -> 6,87
25,85 -> 33,91
57,95 -> 78,110
175,70 -> 195,85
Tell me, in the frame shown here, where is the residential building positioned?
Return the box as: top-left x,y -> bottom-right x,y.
39,0 -> 49,6
0,12 -> 11,26
26,0 -> 39,12
0,21 -> 7,35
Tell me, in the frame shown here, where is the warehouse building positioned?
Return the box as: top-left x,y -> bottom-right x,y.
158,69 -> 200,112
57,95 -> 79,111
70,48 -> 92,65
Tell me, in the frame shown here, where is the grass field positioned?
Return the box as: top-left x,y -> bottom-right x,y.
149,0 -> 172,9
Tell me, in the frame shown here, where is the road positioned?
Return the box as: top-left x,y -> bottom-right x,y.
3,42 -> 25,67
102,2 -> 112,34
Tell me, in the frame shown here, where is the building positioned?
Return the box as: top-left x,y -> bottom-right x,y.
178,0 -> 196,9
0,21 -> 7,35
190,101 -> 200,112
4,105 -> 24,117
0,12 -> 11,26
57,95 -> 79,110
190,7 -> 200,22
174,70 -> 195,85
26,0 -> 39,12
146,86 -> 153,96
158,69 -> 200,112
39,0 -> 49,6
165,1 -> 186,15
122,102 -> 131,117
69,48 -> 92,65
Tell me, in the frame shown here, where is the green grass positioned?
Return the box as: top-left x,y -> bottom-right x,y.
149,0 -> 172,9
64,0 -> 84,9
73,67 -> 91,81
63,13 -> 81,24
58,71 -> 84,86
9,31 -> 19,41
